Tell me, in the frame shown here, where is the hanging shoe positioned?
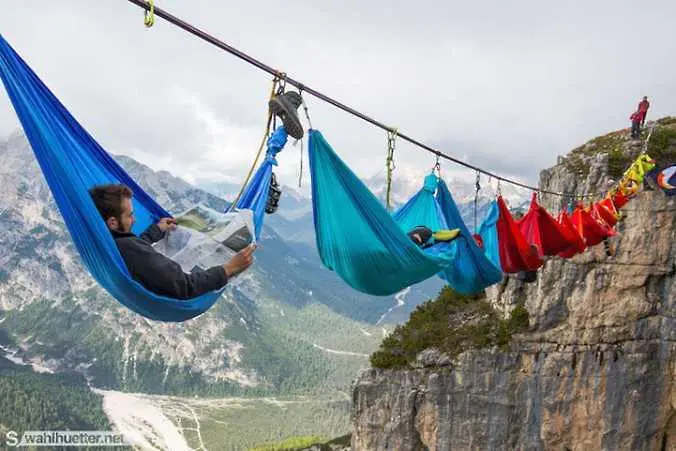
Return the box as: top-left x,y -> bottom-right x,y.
269,91 -> 304,140
603,238 -> 615,257
265,172 -> 282,214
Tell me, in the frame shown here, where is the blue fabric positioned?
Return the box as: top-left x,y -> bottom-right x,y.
308,130 -> 453,296
435,180 -> 503,294
392,173 -> 447,233
0,35 -> 225,322
477,200 -> 502,270
233,126 -> 288,238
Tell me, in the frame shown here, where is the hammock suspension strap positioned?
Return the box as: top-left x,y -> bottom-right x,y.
473,172 -> 481,232
385,128 -> 398,211
228,77 -> 278,211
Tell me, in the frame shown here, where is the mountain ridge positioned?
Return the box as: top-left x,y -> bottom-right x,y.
0,130 -> 447,398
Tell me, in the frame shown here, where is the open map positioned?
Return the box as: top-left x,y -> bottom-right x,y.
153,205 -> 255,273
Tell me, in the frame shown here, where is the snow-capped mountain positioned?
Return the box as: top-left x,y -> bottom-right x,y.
0,131 -> 445,397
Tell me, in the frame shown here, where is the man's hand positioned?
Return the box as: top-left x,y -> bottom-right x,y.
157,217 -> 177,233
224,244 -> 257,279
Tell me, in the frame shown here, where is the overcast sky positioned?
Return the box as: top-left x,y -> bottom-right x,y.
1,0 -> 675,189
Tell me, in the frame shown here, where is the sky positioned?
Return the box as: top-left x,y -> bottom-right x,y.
0,0 -> 675,190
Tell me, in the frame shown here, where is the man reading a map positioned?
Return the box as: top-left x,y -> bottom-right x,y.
89,184 -> 256,299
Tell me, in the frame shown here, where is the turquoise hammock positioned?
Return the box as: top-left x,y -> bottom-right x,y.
308,130 -> 503,296
476,200 -> 502,270
434,181 -> 503,293
393,173 -> 503,294
308,130 -> 455,296
0,35 -> 271,322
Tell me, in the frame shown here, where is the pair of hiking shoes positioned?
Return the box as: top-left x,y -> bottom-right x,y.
265,91 -> 304,214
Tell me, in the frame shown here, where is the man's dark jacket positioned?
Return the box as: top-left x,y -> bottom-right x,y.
112,224 -> 228,300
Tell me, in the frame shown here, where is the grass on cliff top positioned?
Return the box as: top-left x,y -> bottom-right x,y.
647,117 -> 676,167
369,286 -> 529,370
563,116 -> 676,179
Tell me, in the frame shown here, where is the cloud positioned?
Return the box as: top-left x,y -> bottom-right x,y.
1,0 -> 675,191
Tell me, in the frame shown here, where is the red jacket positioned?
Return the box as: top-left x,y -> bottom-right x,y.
630,111 -> 642,123
638,99 -> 650,113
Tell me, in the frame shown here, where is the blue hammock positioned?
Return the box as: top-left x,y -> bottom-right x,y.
391,173 -> 456,258
394,174 -> 503,293
392,173 -> 447,232
309,129 -> 503,296
0,35 -> 270,322
232,126 -> 287,239
435,181 -> 504,293
476,200 -> 502,270
308,130 -> 454,296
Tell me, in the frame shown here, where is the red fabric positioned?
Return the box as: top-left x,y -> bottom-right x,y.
638,100 -> 650,113
611,190 -> 630,209
571,205 -> 613,247
517,193 -> 573,256
496,196 -> 544,273
472,233 -> 484,249
594,198 -> 619,227
593,208 -> 617,237
630,111 -> 642,123
557,211 -> 587,258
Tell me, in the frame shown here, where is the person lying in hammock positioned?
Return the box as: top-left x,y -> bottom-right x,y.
89,184 -> 256,300
407,225 -> 461,249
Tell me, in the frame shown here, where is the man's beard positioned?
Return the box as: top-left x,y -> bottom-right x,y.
115,220 -> 132,233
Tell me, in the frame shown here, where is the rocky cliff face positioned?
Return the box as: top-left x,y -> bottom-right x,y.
351,120 -> 676,450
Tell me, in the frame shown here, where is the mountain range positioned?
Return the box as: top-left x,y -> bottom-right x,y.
0,128 -> 532,448
3,130 -> 532,399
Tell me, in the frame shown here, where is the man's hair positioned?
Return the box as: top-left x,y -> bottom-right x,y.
89,184 -> 133,221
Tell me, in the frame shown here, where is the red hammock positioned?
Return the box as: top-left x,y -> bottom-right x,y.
516,193 -> 572,256
496,196 -> 544,273
571,204 -> 615,247
557,210 -> 587,258
611,190 -> 630,209
594,197 -> 620,227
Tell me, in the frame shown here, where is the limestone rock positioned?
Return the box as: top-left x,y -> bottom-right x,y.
352,121 -> 676,450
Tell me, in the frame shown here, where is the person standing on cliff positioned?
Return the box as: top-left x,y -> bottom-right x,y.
630,111 -> 642,139
637,96 -> 650,127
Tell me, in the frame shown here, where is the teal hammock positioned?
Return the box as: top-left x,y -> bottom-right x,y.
308,130 -> 454,295
308,130 -> 503,296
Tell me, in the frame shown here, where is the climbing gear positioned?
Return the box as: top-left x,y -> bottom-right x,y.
143,0 -> 155,27
473,172 -> 481,233
297,89 -> 313,188
229,78 -> 278,212
385,128 -> 397,211
433,153 -> 441,177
